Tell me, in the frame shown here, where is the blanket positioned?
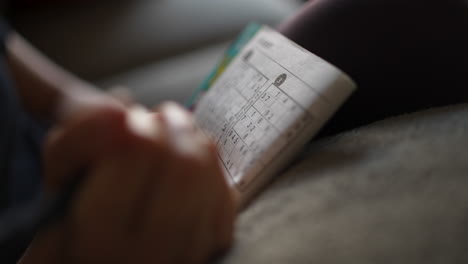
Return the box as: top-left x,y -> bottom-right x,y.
220,104 -> 468,264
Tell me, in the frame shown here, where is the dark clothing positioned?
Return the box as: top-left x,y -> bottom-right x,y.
280,0 -> 468,136
0,18 -> 13,212
0,17 -> 44,263
0,19 -> 43,214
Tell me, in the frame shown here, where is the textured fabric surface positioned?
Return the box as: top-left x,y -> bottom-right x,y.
219,104 -> 468,264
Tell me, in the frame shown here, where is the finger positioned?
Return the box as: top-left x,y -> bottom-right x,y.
157,102 -> 195,131
44,107 -> 129,190
45,105 -> 168,190
158,102 -> 236,247
141,139 -> 232,262
67,108 -> 173,239
66,151 -> 168,263
157,102 -> 213,159
134,102 -> 234,262
126,106 -> 163,140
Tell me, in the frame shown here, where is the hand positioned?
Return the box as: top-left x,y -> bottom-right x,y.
20,103 -> 236,264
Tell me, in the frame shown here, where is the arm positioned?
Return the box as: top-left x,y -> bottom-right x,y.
6,32 -> 235,263
6,32 -> 121,123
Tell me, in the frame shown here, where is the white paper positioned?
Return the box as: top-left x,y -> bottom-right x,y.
194,26 -> 356,203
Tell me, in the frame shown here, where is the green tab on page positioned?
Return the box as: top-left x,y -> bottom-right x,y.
186,22 -> 262,109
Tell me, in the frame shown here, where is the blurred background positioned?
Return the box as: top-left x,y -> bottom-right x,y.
10,0 -> 304,106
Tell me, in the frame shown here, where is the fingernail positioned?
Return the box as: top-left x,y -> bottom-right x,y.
126,106 -> 159,139
162,103 -> 193,131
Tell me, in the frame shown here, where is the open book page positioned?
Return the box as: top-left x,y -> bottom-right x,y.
193,25 -> 356,204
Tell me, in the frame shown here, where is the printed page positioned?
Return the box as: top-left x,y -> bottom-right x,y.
194,26 -> 356,203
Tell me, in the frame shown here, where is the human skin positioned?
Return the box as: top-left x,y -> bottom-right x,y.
12,0 -> 468,261
18,104 -> 235,264
6,32 -> 123,122
6,32 -> 236,263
